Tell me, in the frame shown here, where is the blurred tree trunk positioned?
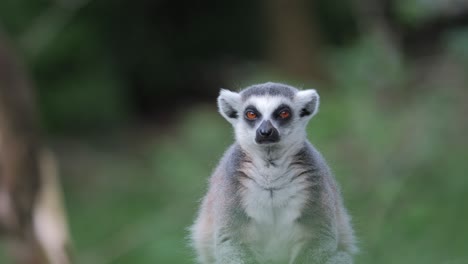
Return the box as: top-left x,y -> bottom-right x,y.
263,0 -> 328,84
0,29 -> 72,264
351,0 -> 468,57
351,0 -> 401,54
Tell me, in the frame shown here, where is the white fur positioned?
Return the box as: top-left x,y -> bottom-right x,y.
239,151 -> 312,264
295,89 -> 320,119
217,89 -> 241,124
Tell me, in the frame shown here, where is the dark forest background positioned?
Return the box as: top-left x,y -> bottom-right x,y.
0,0 -> 468,263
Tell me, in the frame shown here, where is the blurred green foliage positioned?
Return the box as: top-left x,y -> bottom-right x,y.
1,0 -> 468,263
55,36 -> 468,263
58,93 -> 468,264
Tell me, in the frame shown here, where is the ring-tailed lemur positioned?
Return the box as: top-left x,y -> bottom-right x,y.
190,82 -> 357,264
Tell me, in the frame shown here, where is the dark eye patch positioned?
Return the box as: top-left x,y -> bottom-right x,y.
244,105 -> 261,127
273,104 -> 292,118
272,104 -> 293,125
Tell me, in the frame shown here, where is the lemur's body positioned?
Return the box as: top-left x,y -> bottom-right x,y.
191,83 -> 356,264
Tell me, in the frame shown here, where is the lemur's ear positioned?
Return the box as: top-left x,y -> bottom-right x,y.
217,89 -> 241,124
295,89 -> 319,118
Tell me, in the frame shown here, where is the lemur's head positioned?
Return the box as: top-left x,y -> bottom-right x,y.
218,82 -> 319,150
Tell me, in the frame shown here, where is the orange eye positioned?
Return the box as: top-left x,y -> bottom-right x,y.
279,110 -> 290,119
245,111 -> 257,120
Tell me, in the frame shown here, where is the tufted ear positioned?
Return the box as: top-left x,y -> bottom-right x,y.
217,89 -> 241,124
295,89 -> 320,118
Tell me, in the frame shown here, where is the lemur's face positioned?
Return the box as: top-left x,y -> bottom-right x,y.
218,83 -> 319,149
240,96 -> 293,145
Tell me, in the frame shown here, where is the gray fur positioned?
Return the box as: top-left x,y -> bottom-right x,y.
240,82 -> 297,101
190,83 -> 357,264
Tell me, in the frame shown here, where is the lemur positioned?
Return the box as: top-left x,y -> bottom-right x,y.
190,82 -> 357,264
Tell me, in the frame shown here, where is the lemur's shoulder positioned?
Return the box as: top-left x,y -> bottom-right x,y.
292,142 -> 332,171
208,143 -> 244,192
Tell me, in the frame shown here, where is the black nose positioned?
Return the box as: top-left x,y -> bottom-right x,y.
259,127 -> 273,137
256,120 -> 279,144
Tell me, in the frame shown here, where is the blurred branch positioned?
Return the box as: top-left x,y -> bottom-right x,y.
0,29 -> 72,264
19,0 -> 94,59
352,0 -> 468,57
351,0 -> 402,55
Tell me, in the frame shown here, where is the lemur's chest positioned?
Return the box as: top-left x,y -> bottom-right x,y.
239,161 -> 310,262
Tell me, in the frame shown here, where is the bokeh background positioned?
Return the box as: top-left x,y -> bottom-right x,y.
0,0 -> 468,263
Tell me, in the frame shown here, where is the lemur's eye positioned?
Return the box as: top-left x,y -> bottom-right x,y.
279,110 -> 290,119
245,111 -> 257,120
